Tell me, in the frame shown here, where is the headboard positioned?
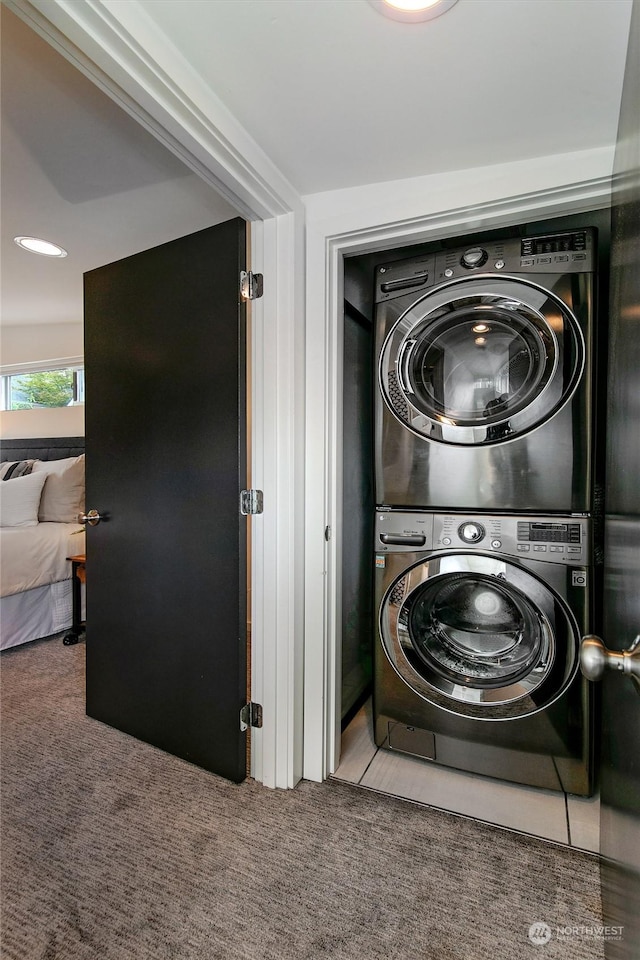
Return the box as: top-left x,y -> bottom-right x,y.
1,437 -> 85,462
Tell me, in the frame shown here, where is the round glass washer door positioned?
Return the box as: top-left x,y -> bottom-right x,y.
379,553 -> 579,721
379,276 -> 585,446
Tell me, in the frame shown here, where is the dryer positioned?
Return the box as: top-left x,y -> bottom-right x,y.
374,509 -> 594,795
375,228 -> 598,513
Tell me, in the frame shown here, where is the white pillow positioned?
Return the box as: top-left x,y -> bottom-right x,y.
32,455 -> 85,523
0,471 -> 47,527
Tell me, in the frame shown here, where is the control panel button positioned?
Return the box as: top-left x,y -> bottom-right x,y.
517,544 -> 531,552
494,260 -> 505,270
491,539 -> 502,549
444,268 -> 454,278
458,522 -> 485,544
533,545 -> 548,552
442,537 -> 452,546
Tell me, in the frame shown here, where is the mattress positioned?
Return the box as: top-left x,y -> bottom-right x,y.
1,523 -> 84,598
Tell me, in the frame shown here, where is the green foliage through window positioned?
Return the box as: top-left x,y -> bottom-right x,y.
1,367 -> 84,410
11,370 -> 74,409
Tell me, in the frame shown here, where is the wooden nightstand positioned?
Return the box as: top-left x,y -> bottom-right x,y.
63,554 -> 86,646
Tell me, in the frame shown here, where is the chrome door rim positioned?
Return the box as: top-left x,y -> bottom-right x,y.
379,275 -> 585,446
379,552 -> 579,720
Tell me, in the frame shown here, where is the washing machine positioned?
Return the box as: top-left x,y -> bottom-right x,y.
374,509 -> 594,795
375,228 -> 598,513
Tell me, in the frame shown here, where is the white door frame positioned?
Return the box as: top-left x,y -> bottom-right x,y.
302,159 -> 613,782
10,0 -> 305,789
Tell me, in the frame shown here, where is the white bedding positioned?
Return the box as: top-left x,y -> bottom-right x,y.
1,523 -> 85,598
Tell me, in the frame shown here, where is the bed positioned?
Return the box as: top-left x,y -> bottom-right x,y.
0,438 -> 85,650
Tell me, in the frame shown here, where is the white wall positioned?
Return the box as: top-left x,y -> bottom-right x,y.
1,322 -> 83,366
303,146 -> 614,241
0,405 -> 84,440
0,321 -> 84,440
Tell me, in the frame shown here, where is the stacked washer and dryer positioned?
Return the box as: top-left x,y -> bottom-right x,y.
372,228 -> 600,795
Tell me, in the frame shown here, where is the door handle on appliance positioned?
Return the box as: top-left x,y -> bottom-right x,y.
396,339 -> 417,395
380,272 -> 428,294
380,534 -> 427,547
78,509 -> 104,527
580,633 -> 640,693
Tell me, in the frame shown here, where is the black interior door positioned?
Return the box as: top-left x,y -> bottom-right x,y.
84,218 -> 248,783
598,2 -> 640,952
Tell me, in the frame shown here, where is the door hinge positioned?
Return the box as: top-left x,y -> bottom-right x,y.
240,270 -> 263,301
240,701 -> 263,731
240,489 -> 264,515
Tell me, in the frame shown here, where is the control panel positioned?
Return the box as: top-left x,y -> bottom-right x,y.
374,229 -> 596,301
432,230 -> 595,285
376,511 -> 590,565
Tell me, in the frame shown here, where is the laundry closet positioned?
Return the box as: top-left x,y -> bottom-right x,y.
340,207 -> 611,804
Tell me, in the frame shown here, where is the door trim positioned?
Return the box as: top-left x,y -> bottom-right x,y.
10,0 -> 305,789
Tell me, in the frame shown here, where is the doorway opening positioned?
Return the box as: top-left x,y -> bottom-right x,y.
2,2 -> 303,790
336,207 -> 612,822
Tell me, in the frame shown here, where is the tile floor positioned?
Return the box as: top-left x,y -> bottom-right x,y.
333,699 -> 600,853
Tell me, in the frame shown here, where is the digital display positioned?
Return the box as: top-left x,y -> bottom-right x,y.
521,233 -> 586,257
531,523 -> 568,532
518,522 -> 581,544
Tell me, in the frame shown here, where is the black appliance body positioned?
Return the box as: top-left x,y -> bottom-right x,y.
374,510 -> 594,795
375,229 -> 598,513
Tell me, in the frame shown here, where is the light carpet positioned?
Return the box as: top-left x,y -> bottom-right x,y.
1,636 -> 603,960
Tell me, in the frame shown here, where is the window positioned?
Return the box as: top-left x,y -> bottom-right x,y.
0,361 -> 84,411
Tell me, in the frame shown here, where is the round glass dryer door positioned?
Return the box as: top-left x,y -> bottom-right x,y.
379,553 -> 579,720
379,276 -> 585,445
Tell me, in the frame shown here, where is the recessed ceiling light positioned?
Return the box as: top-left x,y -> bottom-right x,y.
14,236 -> 68,258
368,0 -> 458,22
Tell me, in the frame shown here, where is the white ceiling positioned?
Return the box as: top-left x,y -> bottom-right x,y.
0,6 -> 237,330
0,0 -> 634,330
140,0 -> 634,194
